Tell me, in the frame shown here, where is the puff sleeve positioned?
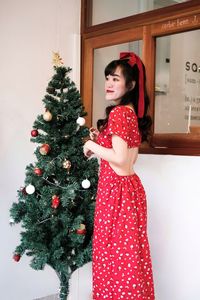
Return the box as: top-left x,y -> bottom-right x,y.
107,106 -> 129,143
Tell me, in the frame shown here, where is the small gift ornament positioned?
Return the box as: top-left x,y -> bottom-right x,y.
76,224 -> 86,235
20,186 -> 27,195
51,195 -> 60,209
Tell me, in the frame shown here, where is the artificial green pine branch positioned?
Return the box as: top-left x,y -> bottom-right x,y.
10,55 -> 98,300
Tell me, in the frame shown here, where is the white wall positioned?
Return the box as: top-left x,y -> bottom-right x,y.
135,154 -> 200,300
0,0 -> 81,299
1,1 -> 200,300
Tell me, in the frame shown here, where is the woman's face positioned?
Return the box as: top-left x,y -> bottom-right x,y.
105,66 -> 128,103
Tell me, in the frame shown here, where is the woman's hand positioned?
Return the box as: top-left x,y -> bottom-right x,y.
83,128 -> 99,158
83,140 -> 94,158
89,127 -> 99,142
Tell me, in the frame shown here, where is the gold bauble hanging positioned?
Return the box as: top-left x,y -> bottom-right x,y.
43,110 -> 53,121
63,159 -> 72,174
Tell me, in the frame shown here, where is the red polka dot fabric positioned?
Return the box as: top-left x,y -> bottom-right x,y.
92,106 -> 155,299
107,106 -> 141,147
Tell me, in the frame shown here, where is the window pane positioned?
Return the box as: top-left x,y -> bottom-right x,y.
92,41 -> 142,127
155,29 -> 200,134
91,0 -> 187,26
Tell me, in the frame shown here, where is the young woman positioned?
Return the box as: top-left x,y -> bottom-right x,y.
83,52 -> 155,300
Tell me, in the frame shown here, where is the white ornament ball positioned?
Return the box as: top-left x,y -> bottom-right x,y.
25,184 -> 35,194
76,117 -> 86,126
81,179 -> 91,189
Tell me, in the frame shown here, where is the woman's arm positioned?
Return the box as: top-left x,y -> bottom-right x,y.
83,135 -> 129,167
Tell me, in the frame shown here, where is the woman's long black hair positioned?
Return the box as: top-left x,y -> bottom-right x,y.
97,59 -> 152,142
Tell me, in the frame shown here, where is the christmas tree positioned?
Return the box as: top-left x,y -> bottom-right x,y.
10,53 -> 98,300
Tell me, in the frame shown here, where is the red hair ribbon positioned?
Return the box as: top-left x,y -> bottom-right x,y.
119,52 -> 144,118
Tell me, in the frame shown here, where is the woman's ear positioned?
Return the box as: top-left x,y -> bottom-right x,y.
128,81 -> 136,91
130,81 -> 136,90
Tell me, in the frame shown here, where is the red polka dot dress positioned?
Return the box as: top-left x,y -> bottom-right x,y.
92,106 -> 155,300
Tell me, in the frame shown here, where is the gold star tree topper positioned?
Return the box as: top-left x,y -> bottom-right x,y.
52,52 -> 64,67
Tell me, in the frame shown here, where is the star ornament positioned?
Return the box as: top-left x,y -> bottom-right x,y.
52,52 -> 63,67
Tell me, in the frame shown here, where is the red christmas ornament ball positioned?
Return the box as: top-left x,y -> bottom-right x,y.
39,144 -> 51,155
34,167 -> 43,176
31,129 -> 38,137
76,224 -> 86,235
13,254 -> 21,262
51,195 -> 60,209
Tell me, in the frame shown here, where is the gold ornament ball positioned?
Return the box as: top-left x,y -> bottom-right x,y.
43,111 -> 53,122
63,159 -> 72,171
